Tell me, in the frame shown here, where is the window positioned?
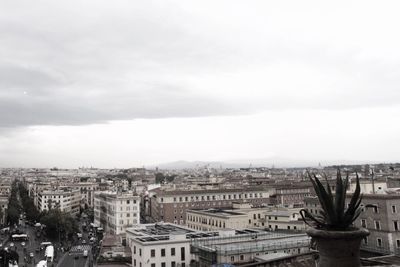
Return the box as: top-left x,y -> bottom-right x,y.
394,221 -> 399,231
171,247 -> 175,256
363,237 -> 368,244
151,264 -> 155,267
171,262 -> 176,267
373,205 -> 378,213
397,240 -> 400,248
181,247 -> 185,261
392,205 -> 397,213
161,263 -> 166,267
377,238 -> 382,248
181,263 -> 185,267
361,219 -> 367,228
240,255 -> 244,260
375,221 -> 381,230
151,249 -> 155,257
134,246 -> 136,254
230,256 -> 235,262
139,249 -> 142,256
127,200 -> 130,204
134,259 -> 136,267
161,248 -> 165,257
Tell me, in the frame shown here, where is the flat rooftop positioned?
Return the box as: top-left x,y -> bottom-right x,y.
188,209 -> 246,216
191,230 -> 310,255
127,223 -> 220,243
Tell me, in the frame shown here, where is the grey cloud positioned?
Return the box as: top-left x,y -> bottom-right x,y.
2,1 -> 400,128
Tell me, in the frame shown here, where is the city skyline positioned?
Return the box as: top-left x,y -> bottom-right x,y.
2,0 -> 400,168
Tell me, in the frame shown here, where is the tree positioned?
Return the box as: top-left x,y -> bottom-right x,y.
155,173 -> 165,184
40,209 -> 78,240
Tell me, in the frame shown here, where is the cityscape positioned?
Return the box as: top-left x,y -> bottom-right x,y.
0,164 -> 400,266
2,1 -> 400,267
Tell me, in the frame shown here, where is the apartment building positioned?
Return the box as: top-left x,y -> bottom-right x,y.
0,196 -> 8,224
272,186 -> 311,207
127,223 -> 310,267
126,223 -> 214,267
149,186 -> 273,225
353,194 -> 400,255
186,202 -> 268,231
36,188 -> 81,215
94,191 -> 140,235
265,208 -> 306,231
305,193 -> 400,255
0,183 -> 11,196
73,182 -> 99,207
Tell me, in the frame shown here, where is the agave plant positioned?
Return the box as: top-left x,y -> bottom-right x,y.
300,169 -> 363,230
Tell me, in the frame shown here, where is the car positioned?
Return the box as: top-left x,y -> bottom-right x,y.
9,243 -> 14,247
82,240 -> 86,244
29,252 -> 34,258
21,242 -> 26,247
83,250 -> 88,257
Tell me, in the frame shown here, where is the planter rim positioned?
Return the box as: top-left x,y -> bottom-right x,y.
306,227 -> 369,239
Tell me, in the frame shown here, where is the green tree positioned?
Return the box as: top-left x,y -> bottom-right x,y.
155,173 -> 165,184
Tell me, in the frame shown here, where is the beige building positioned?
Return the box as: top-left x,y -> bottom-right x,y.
186,202 -> 267,231
94,190 -> 140,235
353,194 -> 400,255
265,208 -> 306,231
305,193 -> 400,255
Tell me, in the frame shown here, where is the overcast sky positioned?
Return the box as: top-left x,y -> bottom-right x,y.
1,0 -> 400,168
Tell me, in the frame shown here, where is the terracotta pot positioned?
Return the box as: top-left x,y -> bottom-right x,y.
306,227 -> 369,267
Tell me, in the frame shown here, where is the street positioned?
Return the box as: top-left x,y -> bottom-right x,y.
0,216 -> 95,267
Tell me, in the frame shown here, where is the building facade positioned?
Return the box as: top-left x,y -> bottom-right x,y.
36,188 -> 81,215
149,187 -> 273,225
94,191 -> 140,235
186,202 -> 267,231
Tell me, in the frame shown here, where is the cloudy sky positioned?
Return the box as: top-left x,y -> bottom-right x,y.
1,0 -> 400,168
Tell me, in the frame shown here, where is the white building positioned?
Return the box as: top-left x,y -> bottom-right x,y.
127,223 -> 218,267
36,188 -> 81,215
94,191 -> 140,235
186,202 -> 268,231
127,223 -> 311,267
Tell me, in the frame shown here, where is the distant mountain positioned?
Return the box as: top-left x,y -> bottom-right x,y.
150,158 -> 378,170
151,158 -> 317,170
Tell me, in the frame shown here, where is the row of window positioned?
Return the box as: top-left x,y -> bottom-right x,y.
133,246 -> 185,261
363,237 -> 400,248
361,219 -> 399,231
161,193 -> 264,203
133,261 -> 185,267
